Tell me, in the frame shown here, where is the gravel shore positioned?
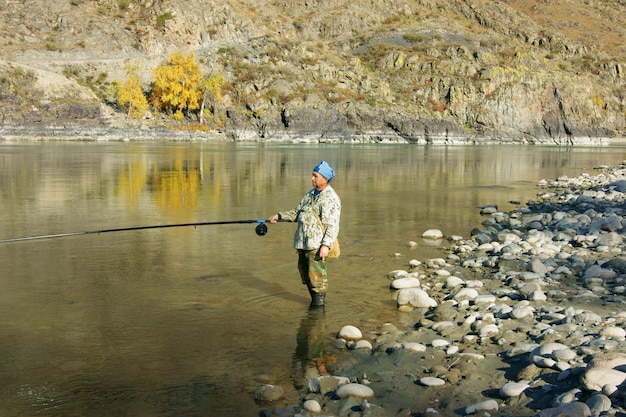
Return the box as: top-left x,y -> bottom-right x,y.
257,163 -> 626,417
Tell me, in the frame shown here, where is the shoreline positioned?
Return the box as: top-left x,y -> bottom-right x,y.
0,126 -> 623,145
262,163 -> 626,416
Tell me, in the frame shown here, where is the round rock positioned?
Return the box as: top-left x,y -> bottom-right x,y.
422,229 -> 444,239
581,368 -> 626,391
303,399 -> 322,413
397,288 -> 438,308
335,383 -> 374,399
338,325 -> 362,341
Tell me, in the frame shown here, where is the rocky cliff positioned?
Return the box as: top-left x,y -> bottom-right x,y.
0,0 -> 624,143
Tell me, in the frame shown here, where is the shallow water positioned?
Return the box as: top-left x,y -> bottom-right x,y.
1,142 -> 625,416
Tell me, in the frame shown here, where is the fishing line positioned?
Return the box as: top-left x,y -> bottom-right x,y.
0,219 -> 270,243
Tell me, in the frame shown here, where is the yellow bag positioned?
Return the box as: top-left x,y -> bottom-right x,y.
327,239 -> 340,258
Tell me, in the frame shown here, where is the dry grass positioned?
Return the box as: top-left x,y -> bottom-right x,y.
506,0 -> 626,55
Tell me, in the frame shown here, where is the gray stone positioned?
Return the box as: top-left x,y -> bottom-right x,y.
534,401 -> 591,417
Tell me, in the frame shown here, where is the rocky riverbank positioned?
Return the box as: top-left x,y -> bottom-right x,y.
256,163 -> 626,416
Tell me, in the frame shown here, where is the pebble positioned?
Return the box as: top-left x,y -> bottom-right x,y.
422,229 -> 444,239
463,399 -> 499,414
445,276 -> 465,288
401,342 -> 426,352
446,345 -> 459,355
431,321 -> 454,332
390,277 -> 421,289
452,287 -> 478,301
303,399 -> 321,413
396,288 -> 438,308
387,270 -> 408,279
419,377 -> 445,387
338,325 -> 362,341
430,339 -> 449,348
354,340 -> 372,350
409,259 -> 422,267
499,381 -> 529,397
478,324 -> 499,337
335,383 -> 375,399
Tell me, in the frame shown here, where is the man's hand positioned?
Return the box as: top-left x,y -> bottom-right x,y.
268,213 -> 279,224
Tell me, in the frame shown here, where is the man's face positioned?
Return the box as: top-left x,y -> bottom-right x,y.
311,171 -> 328,190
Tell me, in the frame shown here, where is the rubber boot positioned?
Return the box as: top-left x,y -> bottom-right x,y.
311,291 -> 325,307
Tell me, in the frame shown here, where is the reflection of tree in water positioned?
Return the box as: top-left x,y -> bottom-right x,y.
116,151 -> 205,215
151,159 -> 201,211
292,306 -> 327,390
117,160 -> 147,206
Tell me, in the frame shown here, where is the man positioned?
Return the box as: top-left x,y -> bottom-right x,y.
268,160 -> 341,306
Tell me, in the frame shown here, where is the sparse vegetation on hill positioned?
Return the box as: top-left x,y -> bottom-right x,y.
0,0 -> 624,143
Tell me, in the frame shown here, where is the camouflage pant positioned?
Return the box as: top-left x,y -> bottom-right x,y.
297,249 -> 328,293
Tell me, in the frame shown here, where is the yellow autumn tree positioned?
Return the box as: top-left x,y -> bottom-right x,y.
151,52 -> 202,120
117,70 -> 148,119
198,72 -> 225,125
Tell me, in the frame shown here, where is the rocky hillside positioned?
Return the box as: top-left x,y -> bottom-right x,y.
0,0 -> 624,143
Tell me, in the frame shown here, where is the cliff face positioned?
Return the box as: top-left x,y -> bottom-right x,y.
0,0 -> 624,143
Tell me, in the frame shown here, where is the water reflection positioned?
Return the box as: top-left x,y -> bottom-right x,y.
292,306 -> 328,390
1,143 -> 626,416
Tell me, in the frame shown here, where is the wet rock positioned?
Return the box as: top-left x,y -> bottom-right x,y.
254,384 -> 284,402
396,288 -> 438,308
338,325 -> 362,341
422,229 -> 444,239
335,383 -> 374,399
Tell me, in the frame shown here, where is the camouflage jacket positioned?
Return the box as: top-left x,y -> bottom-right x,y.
279,185 -> 341,251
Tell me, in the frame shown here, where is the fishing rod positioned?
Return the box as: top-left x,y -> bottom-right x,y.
0,219 -> 270,243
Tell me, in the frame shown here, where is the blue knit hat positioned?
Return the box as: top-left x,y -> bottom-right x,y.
313,160 -> 335,182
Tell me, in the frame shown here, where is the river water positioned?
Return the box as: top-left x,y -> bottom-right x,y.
1,142 -> 625,416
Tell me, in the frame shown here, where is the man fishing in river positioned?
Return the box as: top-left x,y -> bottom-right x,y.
268,160 -> 341,307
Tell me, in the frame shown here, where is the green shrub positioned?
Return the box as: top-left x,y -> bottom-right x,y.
156,12 -> 174,29
403,33 -> 423,43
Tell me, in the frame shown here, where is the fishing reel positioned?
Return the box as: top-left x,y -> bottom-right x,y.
255,222 -> 268,236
